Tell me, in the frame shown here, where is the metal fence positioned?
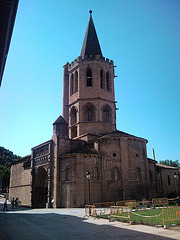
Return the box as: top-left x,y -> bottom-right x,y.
85,197 -> 180,230
163,206 -> 180,228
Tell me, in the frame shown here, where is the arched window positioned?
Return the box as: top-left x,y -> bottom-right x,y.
112,167 -> 120,181
70,107 -> 77,125
102,105 -> 112,123
87,110 -> 93,121
71,126 -> 77,138
87,69 -> 92,87
106,71 -> 109,91
93,167 -> 99,181
100,69 -> 104,89
136,168 -> 141,181
66,168 -> 71,181
75,71 -> 78,93
70,73 -> 74,95
83,103 -> 95,122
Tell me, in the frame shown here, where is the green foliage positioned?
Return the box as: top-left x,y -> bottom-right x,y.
0,147 -> 21,165
0,147 -> 21,191
129,209 -> 163,226
103,209 -> 180,227
159,160 -> 180,178
159,159 -> 180,168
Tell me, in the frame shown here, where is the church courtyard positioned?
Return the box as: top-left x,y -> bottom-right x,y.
0,199 -> 179,240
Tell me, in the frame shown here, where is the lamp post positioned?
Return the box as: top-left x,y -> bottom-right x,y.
174,172 -> 179,198
86,171 -> 91,204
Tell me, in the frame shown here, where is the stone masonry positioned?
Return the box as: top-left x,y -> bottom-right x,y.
9,11 -> 179,208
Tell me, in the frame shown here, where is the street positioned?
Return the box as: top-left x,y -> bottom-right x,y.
0,200 -> 180,240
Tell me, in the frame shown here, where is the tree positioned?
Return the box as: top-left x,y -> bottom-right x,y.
0,147 -> 21,192
159,160 -> 180,179
159,160 -> 180,168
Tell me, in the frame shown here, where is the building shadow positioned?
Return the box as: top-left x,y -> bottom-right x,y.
0,206 -> 179,240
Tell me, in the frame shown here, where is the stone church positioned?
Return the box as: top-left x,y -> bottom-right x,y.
9,12 -> 179,208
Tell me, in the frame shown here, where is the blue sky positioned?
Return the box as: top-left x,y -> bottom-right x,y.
0,0 -> 180,161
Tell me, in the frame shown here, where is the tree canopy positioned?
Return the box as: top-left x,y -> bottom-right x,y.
0,147 -> 21,192
159,159 -> 180,168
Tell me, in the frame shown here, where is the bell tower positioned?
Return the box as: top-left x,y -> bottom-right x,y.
62,11 -> 116,140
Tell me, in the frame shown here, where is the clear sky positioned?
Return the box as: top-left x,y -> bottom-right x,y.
0,0 -> 180,161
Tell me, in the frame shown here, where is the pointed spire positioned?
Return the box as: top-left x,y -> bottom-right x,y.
80,11 -> 102,58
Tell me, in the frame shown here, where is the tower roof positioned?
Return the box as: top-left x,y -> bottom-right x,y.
53,115 -> 67,125
80,11 -> 102,58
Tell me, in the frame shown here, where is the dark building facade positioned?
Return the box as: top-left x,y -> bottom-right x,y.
0,0 -> 19,86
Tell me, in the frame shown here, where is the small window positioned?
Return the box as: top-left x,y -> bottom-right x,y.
106,71 -> 110,91
87,110 -> 93,122
102,105 -> 112,123
70,107 -> 77,125
70,74 -> 74,95
75,71 -> 78,93
136,167 -> 141,181
71,126 -> 77,138
87,69 -> 92,87
168,175 -> 171,186
112,167 -> 120,181
100,69 -> 104,89
83,103 -> 95,122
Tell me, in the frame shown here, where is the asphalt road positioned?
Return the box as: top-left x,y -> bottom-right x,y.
0,200 -> 180,240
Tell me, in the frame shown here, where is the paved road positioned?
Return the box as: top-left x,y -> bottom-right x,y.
0,200 -> 180,240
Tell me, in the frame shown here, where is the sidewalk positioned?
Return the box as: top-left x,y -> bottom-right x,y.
0,201 -> 180,240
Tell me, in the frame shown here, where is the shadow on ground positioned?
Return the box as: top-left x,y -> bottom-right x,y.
0,203 -> 179,240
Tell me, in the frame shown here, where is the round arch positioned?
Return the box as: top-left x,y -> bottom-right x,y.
33,167 -> 48,208
101,104 -> 112,123
70,106 -> 78,125
82,102 -> 96,122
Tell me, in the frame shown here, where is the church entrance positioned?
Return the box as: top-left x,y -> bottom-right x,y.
33,167 -> 48,208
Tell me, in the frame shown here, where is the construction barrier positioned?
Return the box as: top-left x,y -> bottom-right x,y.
116,200 -> 137,209
85,205 -> 96,217
93,202 -> 115,216
137,200 -> 152,208
93,202 -> 115,208
131,210 -> 163,218
110,206 -> 131,223
168,196 -> 180,206
152,198 -> 169,207
85,197 -> 180,229
163,206 -> 180,227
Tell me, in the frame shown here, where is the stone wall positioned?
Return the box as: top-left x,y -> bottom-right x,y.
127,139 -> 149,200
148,159 -> 158,198
67,57 -> 116,138
60,153 -> 103,207
157,166 -> 179,198
95,135 -> 149,201
9,156 -> 31,206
